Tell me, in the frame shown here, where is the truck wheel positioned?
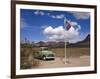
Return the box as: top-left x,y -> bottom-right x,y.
42,56 -> 46,60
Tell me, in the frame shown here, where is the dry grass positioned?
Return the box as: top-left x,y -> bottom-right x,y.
51,48 -> 90,58
20,47 -> 40,69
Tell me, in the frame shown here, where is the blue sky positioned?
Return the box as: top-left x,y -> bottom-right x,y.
20,9 -> 90,43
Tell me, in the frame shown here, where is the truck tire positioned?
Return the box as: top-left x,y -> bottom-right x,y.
42,55 -> 46,60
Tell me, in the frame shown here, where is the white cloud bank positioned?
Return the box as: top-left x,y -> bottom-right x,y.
70,12 -> 90,19
43,21 -> 81,42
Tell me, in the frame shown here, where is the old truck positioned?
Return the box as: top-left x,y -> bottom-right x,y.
34,47 -> 55,60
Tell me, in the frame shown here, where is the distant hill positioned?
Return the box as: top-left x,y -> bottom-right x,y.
21,34 -> 90,48
68,34 -> 90,48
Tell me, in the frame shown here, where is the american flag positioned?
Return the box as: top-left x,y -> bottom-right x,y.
64,18 -> 72,30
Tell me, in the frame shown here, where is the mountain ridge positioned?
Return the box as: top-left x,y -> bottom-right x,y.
21,34 -> 90,48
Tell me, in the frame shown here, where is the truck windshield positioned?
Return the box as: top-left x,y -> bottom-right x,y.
43,48 -> 48,50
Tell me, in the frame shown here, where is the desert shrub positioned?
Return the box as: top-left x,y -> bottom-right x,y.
20,47 -> 40,69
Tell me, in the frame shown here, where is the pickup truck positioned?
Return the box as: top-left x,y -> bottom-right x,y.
34,47 -> 55,60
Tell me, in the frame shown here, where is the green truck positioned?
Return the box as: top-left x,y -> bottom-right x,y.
34,47 -> 55,60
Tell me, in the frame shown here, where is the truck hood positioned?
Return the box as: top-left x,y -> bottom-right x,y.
40,50 -> 54,55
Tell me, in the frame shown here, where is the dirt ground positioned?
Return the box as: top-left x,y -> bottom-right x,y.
21,47 -> 90,69
31,56 -> 90,69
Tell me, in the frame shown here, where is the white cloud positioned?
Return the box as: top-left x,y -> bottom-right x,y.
34,10 -> 45,16
44,26 -> 64,35
47,13 -> 50,16
51,14 -> 64,19
70,12 -> 90,19
51,15 -> 56,19
56,14 -> 64,19
34,10 -> 39,15
40,11 -> 45,15
43,21 -> 81,42
34,10 -> 64,19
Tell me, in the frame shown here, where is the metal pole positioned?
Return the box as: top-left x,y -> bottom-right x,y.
64,17 -> 67,64
64,39 -> 67,64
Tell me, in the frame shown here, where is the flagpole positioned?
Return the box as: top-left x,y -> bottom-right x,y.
64,17 -> 67,64
64,38 -> 67,64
